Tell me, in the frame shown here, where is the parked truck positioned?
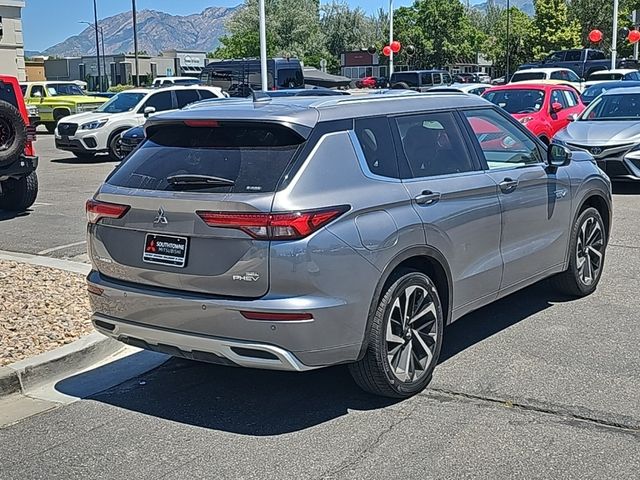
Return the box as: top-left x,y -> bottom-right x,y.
518,48 -> 639,79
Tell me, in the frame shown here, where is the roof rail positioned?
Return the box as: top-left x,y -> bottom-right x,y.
308,90 -> 462,109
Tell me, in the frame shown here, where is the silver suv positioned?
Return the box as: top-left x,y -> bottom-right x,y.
87,93 -> 612,398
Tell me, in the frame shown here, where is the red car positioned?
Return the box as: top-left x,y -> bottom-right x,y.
482,83 -> 585,144
357,76 -> 378,89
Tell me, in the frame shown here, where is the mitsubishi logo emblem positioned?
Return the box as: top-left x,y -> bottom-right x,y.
153,207 -> 168,225
591,147 -> 603,156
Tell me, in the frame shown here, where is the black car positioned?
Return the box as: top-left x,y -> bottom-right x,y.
580,80 -> 640,106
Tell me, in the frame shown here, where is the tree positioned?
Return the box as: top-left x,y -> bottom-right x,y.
214,0 -> 329,66
483,7 -> 536,75
533,0 -> 581,57
392,0 -> 481,69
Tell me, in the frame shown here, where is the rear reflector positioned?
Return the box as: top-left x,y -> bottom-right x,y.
196,206 -> 348,240
86,199 -> 130,224
240,311 -> 313,321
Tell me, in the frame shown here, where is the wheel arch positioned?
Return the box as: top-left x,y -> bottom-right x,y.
52,107 -> 71,119
577,192 -> 611,241
107,126 -> 134,148
357,246 -> 453,361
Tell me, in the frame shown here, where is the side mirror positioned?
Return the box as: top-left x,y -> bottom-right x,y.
568,113 -> 579,122
143,106 -> 156,118
548,144 -> 572,168
551,102 -> 563,113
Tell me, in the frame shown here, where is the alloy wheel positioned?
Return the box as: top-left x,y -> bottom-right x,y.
576,216 -> 604,286
385,285 -> 439,383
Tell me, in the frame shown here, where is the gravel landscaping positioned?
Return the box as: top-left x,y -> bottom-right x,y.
0,260 -> 92,367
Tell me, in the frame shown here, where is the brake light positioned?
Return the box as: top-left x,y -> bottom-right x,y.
196,206 -> 348,240
184,120 -> 220,128
240,311 -> 313,321
86,199 -> 130,224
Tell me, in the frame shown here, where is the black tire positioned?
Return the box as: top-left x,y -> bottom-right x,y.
0,99 -> 27,166
391,82 -> 410,90
0,171 -> 38,212
45,123 -> 56,134
550,207 -> 606,297
108,131 -> 126,161
349,270 -> 444,398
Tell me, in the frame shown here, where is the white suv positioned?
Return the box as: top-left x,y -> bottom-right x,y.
54,85 -> 224,160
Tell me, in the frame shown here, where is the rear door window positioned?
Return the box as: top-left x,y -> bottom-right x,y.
394,111 -> 476,178
198,89 -> 217,100
175,89 -> 200,108
354,117 -> 399,178
107,123 -> 306,194
277,68 -> 304,88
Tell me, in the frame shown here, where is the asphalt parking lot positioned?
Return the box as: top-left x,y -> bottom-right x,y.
1,133 -> 639,479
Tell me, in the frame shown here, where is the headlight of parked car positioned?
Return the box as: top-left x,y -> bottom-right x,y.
26,105 -> 39,116
80,119 -> 108,130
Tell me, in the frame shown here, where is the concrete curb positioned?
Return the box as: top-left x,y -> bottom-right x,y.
0,249 -> 91,275
0,332 -> 123,399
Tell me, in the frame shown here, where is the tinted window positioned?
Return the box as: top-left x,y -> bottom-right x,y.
144,91 -> 173,112
564,50 -> 581,62
395,112 -> 475,178
354,117 -> 398,178
20,85 -> 27,96
587,50 -> 606,60
392,73 -> 419,87
198,89 -> 217,100
175,89 -> 200,108
432,73 -> 442,84
420,73 -> 433,86
548,52 -> 565,62
107,123 -> 305,193
588,72 -> 623,81
511,71 -> 546,82
443,73 -> 452,84
463,109 -> 542,170
550,71 -> 563,80
277,68 -> 304,88
484,89 -> 545,114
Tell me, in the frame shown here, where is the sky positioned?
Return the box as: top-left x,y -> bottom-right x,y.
23,0 -> 420,52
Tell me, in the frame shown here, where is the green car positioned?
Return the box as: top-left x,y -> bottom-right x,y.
20,82 -> 106,133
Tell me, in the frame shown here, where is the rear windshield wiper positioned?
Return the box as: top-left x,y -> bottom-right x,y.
166,174 -> 235,187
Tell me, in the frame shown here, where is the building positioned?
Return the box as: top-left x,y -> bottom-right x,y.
0,0 -> 25,80
44,50 -> 209,90
340,50 -> 408,80
25,56 -> 45,81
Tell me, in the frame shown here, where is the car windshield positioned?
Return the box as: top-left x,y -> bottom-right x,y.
581,93 -> 640,120
484,89 -> 545,114
46,84 -> 84,96
97,92 -> 146,113
173,78 -> 200,85
510,72 -> 546,82
588,72 -> 623,81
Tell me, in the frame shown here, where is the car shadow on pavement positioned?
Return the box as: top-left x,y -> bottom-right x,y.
54,281 -> 571,436
0,209 -> 31,220
51,156 -> 119,165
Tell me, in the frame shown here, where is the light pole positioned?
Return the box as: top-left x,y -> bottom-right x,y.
259,0 -> 267,91
80,20 -> 101,91
92,0 -> 102,91
389,0 -> 394,77
99,26 -> 108,89
132,0 -> 140,86
612,0 -> 619,69
505,0 -> 510,81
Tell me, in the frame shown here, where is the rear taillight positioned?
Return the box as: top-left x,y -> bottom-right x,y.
196,206 -> 348,240
86,199 -> 130,224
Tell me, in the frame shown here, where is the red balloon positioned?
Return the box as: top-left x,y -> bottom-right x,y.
588,29 -> 603,43
383,45 -> 392,57
628,30 -> 640,43
390,41 -> 402,53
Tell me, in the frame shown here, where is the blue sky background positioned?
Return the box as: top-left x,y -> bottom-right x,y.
23,0 -> 425,51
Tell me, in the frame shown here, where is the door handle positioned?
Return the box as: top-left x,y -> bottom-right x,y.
499,178 -> 519,193
415,190 -> 441,206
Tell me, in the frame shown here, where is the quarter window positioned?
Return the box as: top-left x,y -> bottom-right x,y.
395,111 -> 475,178
143,91 -> 173,112
175,89 -> 200,108
354,117 -> 399,179
462,109 -> 542,170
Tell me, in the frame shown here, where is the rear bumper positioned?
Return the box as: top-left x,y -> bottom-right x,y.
87,270 -> 364,369
0,155 -> 38,178
93,314 -> 317,371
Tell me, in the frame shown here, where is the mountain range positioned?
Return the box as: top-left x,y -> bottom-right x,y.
36,2 -> 533,58
42,6 -> 239,57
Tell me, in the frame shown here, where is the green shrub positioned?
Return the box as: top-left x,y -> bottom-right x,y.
108,84 -> 135,93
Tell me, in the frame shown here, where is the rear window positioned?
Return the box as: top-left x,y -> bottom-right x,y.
107,123 -> 305,193
511,71 -> 546,82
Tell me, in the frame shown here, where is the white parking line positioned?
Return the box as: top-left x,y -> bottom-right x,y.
37,240 -> 87,256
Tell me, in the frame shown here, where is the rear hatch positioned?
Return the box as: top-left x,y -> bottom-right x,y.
88,120 -> 307,297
